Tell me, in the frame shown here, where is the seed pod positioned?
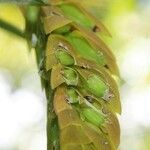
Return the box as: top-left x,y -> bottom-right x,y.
77,68 -> 109,98
53,25 -> 71,34
59,3 -> 93,29
65,31 -> 106,66
62,67 -> 78,86
66,87 -> 79,103
77,67 -> 121,114
82,108 -> 105,127
55,49 -> 75,66
86,75 -> 108,98
54,1 -> 111,36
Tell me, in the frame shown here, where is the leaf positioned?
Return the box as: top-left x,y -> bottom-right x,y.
83,122 -> 113,150
51,64 -> 64,89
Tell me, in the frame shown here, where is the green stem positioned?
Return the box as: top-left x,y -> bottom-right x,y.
0,19 -> 25,38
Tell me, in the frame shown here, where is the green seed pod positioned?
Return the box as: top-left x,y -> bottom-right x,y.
55,49 -> 75,66
86,75 -> 108,98
55,1 -> 111,36
59,3 -> 93,29
53,25 -> 71,34
82,108 -> 105,127
65,32 -> 106,65
63,67 -> 78,86
67,87 -> 79,103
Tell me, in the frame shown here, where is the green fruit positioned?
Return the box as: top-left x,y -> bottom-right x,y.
82,108 -> 105,127
63,67 -> 78,86
67,88 -> 79,103
54,25 -> 71,34
55,49 -> 75,66
59,4 -> 93,28
86,75 -> 108,98
66,33 -> 105,65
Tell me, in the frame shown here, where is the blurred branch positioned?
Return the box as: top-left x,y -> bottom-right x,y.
0,19 -> 25,38
0,0 -> 47,5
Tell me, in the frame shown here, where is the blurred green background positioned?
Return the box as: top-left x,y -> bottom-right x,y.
0,0 -> 150,149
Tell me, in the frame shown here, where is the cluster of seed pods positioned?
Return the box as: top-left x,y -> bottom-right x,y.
41,0 -> 121,149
